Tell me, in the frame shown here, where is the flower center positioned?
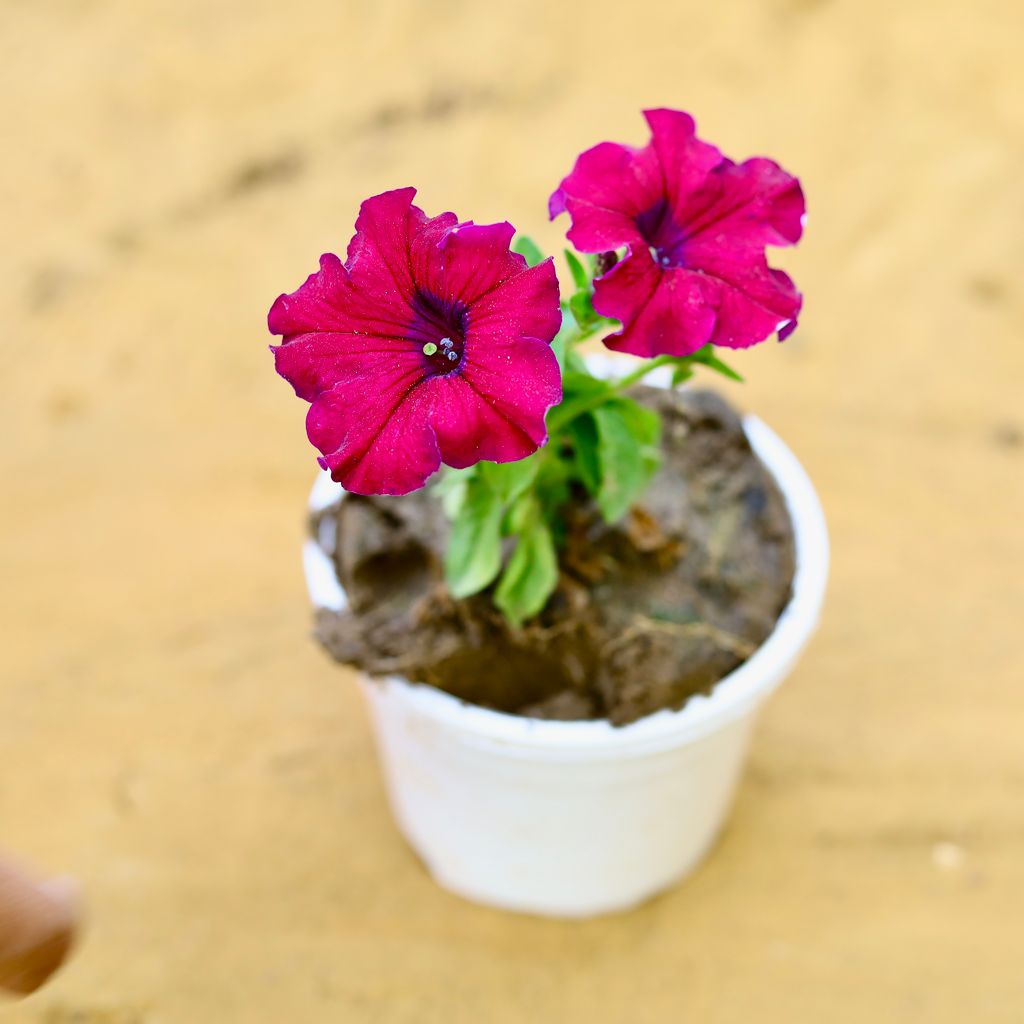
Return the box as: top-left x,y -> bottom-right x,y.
410,292 -> 468,375
636,198 -> 688,269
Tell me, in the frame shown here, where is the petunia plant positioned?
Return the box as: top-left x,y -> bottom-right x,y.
271,109 -> 804,625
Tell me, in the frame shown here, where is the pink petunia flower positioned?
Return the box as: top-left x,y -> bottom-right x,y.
270,188 -> 562,496
549,109 -> 804,358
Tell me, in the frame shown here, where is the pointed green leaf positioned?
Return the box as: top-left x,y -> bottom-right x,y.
513,235 -> 545,268
703,352 -> 744,382
444,478 -> 504,598
547,369 -> 614,432
566,412 -> 601,496
494,510 -> 559,626
593,398 -> 662,522
478,456 -> 540,505
671,362 -> 695,388
568,290 -> 597,330
432,465 -> 476,517
691,344 -> 744,382
564,249 -> 589,291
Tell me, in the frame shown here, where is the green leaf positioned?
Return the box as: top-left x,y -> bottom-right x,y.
494,508 -> 559,626
692,344 -> 744,382
432,465 -> 476,517
562,369 -> 612,399
704,353 -> 744,382
566,413 -> 601,496
568,290 -> 597,330
564,346 -> 589,375
593,398 -> 662,522
478,456 -> 540,505
444,477 -> 504,598
671,362 -> 694,388
549,311 -> 577,372
550,332 -> 567,372
513,235 -> 545,268
564,249 -> 589,291
547,369 -> 614,432
501,489 -> 534,535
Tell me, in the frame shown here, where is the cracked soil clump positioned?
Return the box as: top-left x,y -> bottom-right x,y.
312,386 -> 796,725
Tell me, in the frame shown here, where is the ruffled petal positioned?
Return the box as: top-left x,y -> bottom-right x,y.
418,257 -> 561,466
268,252 -> 412,341
548,141 -> 661,252
267,253 -> 357,337
677,157 -> 805,251
414,221 -> 527,306
695,259 -> 802,350
424,341 -> 559,467
272,333 -> 422,402
345,187 -> 428,303
642,108 -> 723,223
595,250 -> 716,358
271,188 -> 565,495
306,370 -> 441,496
553,110 -> 804,357
467,258 -> 562,349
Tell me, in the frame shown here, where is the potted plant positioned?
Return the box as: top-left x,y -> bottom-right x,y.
270,109 -> 828,917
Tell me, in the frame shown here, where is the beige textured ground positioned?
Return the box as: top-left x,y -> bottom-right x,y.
2,1 -> 1023,1020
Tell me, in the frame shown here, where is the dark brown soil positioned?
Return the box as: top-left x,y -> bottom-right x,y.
311,387 -> 796,725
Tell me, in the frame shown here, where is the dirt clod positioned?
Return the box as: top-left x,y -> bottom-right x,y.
313,387 -> 796,725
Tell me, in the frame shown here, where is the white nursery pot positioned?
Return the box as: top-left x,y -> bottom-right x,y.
302,358 -> 829,918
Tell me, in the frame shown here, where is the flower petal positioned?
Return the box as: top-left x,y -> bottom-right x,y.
677,157 -> 805,251
696,259 -> 802,350
417,257 -> 562,467
268,251 -> 411,341
643,108 -> 723,223
414,221 -> 528,307
424,343 -> 559,467
456,337 -> 561,452
267,253 -> 356,337
270,187 -> 565,496
306,371 -> 441,496
552,109 -> 804,357
595,250 -> 716,358
273,333 -> 422,402
467,258 -> 562,349
346,187 -> 430,302
548,141 -> 661,252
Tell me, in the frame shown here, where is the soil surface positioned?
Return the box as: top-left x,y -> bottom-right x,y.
313,387 -> 795,724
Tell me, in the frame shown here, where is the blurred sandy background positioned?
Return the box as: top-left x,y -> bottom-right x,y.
2,0 -> 1023,1020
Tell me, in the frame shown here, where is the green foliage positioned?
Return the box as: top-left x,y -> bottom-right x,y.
478,456 -> 540,504
494,499 -> 558,626
546,369 -> 613,432
437,244 -> 751,627
671,362 -> 694,388
565,413 -> 601,494
690,344 -> 744,382
562,249 -> 612,334
553,392 -> 664,524
512,235 -> 545,268
564,249 -> 589,290
443,475 -> 504,599
432,465 -> 474,517
568,290 -> 600,331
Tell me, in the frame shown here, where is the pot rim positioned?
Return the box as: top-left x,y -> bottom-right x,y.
303,356 -> 829,757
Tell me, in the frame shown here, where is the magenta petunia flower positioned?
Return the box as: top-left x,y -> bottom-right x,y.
269,188 -> 562,496
549,109 -> 805,357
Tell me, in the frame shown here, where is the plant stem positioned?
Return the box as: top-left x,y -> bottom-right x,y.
610,354 -> 678,393
546,353 -> 684,434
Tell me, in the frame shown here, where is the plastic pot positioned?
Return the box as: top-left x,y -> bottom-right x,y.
302,358 -> 828,917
